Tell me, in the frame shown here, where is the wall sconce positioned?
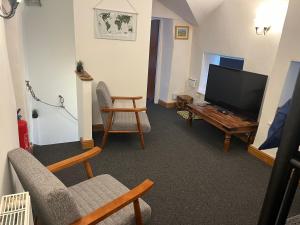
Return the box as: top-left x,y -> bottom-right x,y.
0,0 -> 22,19
255,26 -> 271,35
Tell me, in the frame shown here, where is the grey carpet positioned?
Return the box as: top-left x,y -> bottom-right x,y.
34,103 -> 300,225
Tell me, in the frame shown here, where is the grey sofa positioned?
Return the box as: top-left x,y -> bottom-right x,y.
96,81 -> 151,149
8,148 -> 153,225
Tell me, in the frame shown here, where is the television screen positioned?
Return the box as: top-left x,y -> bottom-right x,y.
205,65 -> 268,121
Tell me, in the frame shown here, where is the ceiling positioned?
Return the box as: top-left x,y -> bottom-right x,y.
158,0 -> 225,25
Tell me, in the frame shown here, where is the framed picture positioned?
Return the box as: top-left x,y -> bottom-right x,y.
94,9 -> 137,41
175,26 -> 189,40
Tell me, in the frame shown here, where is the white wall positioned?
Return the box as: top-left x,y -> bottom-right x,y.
157,18 -> 174,102
152,0 -> 193,103
189,0 -> 288,92
5,5 -> 29,123
279,61 -> 300,106
0,18 -> 19,196
198,53 -> 220,94
168,23 -> 193,102
158,0 -> 197,25
254,0 -> 300,147
188,0 -> 287,111
22,0 -> 78,145
73,0 -> 153,125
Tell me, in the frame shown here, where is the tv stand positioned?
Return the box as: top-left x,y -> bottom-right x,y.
187,104 -> 258,152
217,108 -> 229,115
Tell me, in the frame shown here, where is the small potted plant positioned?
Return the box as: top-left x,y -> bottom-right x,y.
76,60 -> 84,74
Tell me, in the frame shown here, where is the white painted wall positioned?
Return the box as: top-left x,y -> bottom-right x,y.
187,0 -> 288,112
5,5 -> 29,123
198,53 -> 220,94
168,23 -> 193,101
152,0 -> 193,103
157,18 -> 174,102
189,0 -> 287,82
73,0 -> 153,125
279,61 -> 300,106
0,18 -> 19,196
22,0 -> 78,145
254,0 -> 300,147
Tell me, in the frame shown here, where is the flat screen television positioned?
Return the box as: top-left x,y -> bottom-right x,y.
205,65 -> 268,121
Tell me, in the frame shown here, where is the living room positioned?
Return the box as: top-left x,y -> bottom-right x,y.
1,0 -> 300,224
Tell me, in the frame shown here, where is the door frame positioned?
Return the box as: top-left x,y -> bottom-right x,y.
152,17 -> 163,104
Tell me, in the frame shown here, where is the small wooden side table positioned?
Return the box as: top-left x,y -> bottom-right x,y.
176,95 -> 193,110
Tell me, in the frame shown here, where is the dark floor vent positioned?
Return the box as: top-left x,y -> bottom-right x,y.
25,0 -> 41,6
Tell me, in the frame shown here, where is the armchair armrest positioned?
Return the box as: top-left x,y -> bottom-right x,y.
47,147 -> 102,174
71,179 -> 154,225
102,107 -> 147,113
111,96 -> 143,100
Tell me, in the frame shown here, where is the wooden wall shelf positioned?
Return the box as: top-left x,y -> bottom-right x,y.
76,71 -> 93,81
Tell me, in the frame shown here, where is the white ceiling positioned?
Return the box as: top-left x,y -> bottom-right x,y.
158,0 -> 225,25
158,0 -> 198,25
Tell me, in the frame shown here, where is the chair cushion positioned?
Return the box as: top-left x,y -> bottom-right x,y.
96,82 -> 113,128
8,149 -> 81,225
112,112 -> 151,133
68,174 -> 151,225
286,215 -> 300,224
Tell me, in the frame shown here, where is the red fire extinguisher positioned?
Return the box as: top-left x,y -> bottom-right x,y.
17,109 -> 31,153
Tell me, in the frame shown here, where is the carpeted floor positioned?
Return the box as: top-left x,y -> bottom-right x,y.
34,103 -> 300,225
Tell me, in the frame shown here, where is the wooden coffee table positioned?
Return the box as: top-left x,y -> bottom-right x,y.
187,104 -> 258,152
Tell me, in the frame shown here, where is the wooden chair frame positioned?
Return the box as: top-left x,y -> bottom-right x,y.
101,96 -> 147,149
47,147 -> 154,225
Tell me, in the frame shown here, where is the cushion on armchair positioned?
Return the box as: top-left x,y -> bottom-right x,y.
112,112 -> 151,133
8,149 -> 152,225
69,174 -> 151,225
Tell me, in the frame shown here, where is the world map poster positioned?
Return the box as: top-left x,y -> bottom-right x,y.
94,9 -> 137,41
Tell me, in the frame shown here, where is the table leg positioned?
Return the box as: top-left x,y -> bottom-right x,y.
224,134 -> 232,152
188,111 -> 193,127
248,131 -> 256,145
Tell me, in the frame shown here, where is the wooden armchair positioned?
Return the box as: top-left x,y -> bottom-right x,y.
96,82 -> 151,149
8,147 -> 154,225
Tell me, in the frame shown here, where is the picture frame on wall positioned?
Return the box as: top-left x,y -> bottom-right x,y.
175,26 -> 189,40
94,8 -> 137,41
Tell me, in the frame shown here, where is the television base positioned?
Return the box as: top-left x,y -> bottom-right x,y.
187,104 -> 259,152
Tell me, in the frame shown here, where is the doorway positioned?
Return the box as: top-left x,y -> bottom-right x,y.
147,19 -> 160,102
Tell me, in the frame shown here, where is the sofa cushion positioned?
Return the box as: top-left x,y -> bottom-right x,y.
112,112 -> 151,133
8,149 -> 81,225
68,174 -> 151,225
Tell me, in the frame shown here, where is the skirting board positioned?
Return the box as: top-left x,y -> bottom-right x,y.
248,145 -> 274,167
158,99 -> 176,109
80,138 -> 94,150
